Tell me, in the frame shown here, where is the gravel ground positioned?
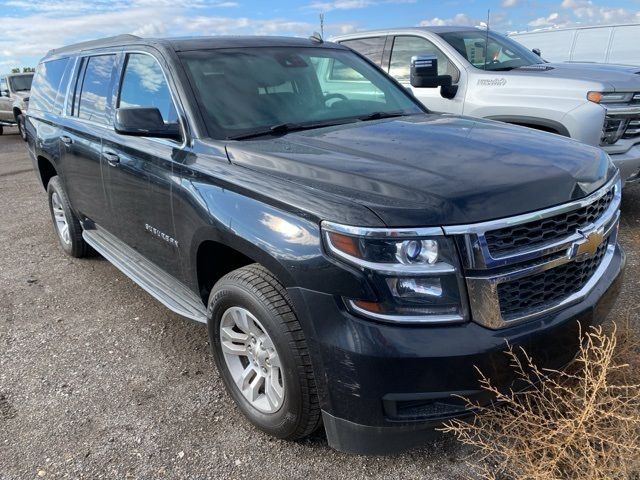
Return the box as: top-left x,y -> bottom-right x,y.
1,129 -> 638,479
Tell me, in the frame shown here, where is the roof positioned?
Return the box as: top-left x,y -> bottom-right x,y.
43,34 -> 343,60
332,25 -> 481,40
0,72 -> 34,77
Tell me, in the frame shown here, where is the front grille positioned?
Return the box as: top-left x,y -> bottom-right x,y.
497,240 -> 608,320
624,119 -> 640,139
485,188 -> 614,256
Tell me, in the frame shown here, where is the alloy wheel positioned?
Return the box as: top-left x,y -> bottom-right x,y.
219,306 -> 285,413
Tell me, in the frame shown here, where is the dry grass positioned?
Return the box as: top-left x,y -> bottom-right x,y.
441,314 -> 640,480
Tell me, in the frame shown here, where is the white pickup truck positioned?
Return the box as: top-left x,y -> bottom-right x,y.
333,26 -> 640,184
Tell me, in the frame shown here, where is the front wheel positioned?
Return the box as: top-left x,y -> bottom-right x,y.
208,264 -> 321,440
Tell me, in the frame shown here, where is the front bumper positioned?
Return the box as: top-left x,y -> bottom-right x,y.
606,142 -> 640,184
287,244 -> 625,454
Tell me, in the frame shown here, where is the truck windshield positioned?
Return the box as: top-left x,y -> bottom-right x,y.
179,47 -> 423,140
439,30 -> 544,71
9,74 -> 33,91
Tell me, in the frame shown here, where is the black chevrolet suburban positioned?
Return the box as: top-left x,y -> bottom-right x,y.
26,34 -> 625,454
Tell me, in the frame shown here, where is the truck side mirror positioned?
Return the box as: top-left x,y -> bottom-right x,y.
0,89 -> 9,97
114,107 -> 181,141
409,54 -> 458,100
409,54 -> 452,89
532,48 -> 541,56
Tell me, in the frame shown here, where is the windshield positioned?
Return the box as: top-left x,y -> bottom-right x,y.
9,74 -> 33,91
179,47 -> 423,139
439,30 -> 544,71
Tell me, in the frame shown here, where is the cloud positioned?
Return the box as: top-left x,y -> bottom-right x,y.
305,0 -> 415,12
419,11 -> 509,28
525,0 -> 640,30
0,0 -> 359,68
501,0 -> 519,7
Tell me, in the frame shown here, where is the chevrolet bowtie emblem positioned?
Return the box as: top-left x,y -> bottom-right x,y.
568,228 -> 604,261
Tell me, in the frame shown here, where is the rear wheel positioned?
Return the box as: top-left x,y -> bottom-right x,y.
208,264 -> 321,440
47,176 -> 89,258
16,114 -> 26,141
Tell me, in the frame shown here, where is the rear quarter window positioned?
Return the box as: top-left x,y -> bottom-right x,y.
29,58 -> 71,114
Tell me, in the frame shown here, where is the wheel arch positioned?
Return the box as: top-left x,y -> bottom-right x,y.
485,115 -> 571,137
194,233 -> 298,305
37,155 -> 58,190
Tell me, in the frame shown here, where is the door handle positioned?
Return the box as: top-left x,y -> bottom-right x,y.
103,151 -> 120,166
60,135 -> 72,145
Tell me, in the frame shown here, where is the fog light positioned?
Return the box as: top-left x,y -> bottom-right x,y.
387,277 -> 443,298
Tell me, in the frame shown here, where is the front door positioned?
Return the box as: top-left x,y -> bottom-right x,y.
102,51 -> 183,278
388,35 -> 464,115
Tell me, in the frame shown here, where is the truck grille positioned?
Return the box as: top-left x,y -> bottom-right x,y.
497,240 -> 608,320
624,119 -> 640,139
485,187 -> 615,256
448,175 -> 621,329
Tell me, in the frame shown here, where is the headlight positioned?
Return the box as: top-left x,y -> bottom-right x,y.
322,221 -> 468,324
587,91 -> 633,104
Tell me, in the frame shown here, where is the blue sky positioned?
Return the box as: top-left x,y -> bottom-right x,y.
2,0 -> 639,69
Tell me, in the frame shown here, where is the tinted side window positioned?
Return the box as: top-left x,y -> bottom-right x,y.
118,53 -> 177,123
389,36 -> 458,82
29,58 -> 70,114
340,37 -> 386,65
77,55 -> 116,124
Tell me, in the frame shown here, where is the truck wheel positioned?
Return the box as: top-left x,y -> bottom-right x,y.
208,264 -> 321,440
16,114 -> 26,141
47,176 -> 89,258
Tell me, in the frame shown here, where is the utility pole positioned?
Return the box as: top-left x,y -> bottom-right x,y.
319,13 -> 325,39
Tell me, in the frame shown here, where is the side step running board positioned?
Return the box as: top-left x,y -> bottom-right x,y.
83,227 -> 208,323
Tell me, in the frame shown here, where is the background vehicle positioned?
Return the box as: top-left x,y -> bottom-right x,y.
510,23 -> 640,66
334,27 -> 640,184
0,72 -> 33,140
26,34 -> 624,455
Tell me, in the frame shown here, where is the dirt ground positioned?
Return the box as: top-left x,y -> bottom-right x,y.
1,128 -> 638,479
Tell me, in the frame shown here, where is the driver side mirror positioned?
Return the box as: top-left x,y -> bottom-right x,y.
114,107 -> 181,141
0,89 -> 9,97
409,54 -> 458,100
532,48 -> 541,57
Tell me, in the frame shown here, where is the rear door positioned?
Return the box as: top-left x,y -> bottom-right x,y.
101,50 -> 183,278
59,54 -> 117,227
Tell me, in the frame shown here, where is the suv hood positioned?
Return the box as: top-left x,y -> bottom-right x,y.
226,115 -> 614,227
514,62 -> 640,91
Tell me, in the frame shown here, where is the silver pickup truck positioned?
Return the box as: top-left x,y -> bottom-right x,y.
0,72 -> 33,140
333,26 -> 640,184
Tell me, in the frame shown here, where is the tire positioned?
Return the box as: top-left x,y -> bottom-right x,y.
16,113 -> 26,141
208,264 -> 321,440
47,176 -> 89,258
0,125 -> 3,136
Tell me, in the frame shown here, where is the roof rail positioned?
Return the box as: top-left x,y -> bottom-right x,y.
45,34 -> 142,58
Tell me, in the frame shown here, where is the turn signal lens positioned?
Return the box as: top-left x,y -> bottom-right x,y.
587,91 -> 603,103
327,231 -> 360,257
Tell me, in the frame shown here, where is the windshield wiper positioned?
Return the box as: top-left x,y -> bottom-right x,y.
228,119 -> 355,140
358,111 -> 408,121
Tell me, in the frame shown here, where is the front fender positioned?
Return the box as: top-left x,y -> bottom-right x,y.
174,176 -> 374,301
